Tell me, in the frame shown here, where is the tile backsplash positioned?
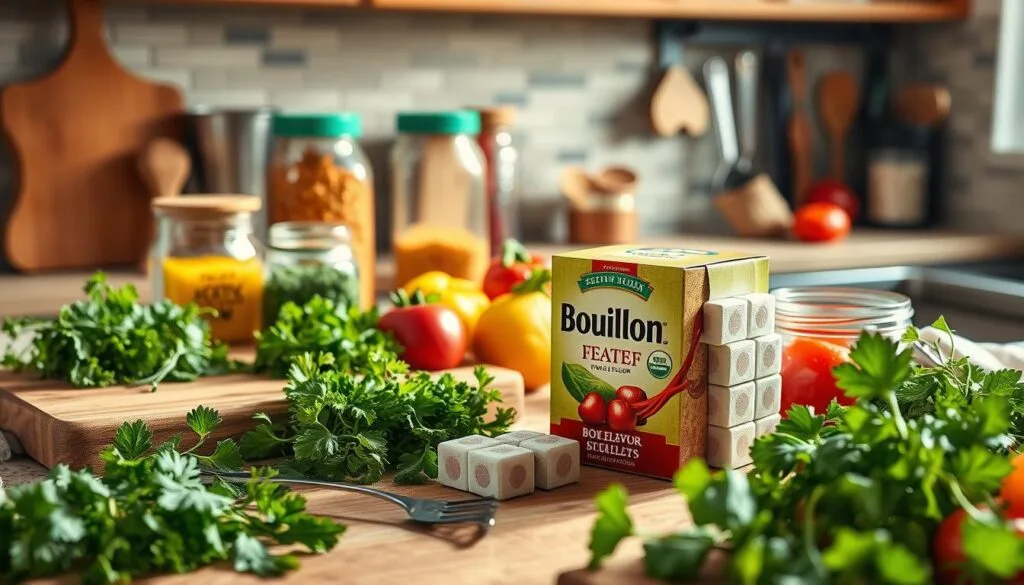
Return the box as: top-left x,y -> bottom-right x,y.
0,0 -> 1017,272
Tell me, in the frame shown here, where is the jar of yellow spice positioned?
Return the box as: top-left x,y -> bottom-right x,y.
268,113 -> 375,309
150,195 -> 264,343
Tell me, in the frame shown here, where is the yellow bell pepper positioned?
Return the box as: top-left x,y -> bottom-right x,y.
401,271 -> 490,339
472,269 -> 551,390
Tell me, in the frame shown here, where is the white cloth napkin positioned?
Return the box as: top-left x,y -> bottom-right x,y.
918,326 -> 1024,372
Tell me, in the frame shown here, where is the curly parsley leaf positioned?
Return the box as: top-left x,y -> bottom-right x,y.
186,405 -> 221,439
834,332 -> 913,400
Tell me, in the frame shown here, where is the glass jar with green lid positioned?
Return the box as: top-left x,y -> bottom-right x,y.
391,110 -> 488,287
262,221 -> 360,327
268,112 -> 375,309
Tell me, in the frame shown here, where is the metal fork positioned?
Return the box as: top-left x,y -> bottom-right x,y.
203,470 -> 499,529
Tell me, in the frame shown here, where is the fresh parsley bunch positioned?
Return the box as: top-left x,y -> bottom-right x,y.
253,295 -> 399,378
241,352 -> 516,484
588,319 -> 1024,585
0,407 -> 344,585
1,272 -> 230,390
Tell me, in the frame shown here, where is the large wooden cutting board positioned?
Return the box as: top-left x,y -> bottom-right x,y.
0,365 -> 525,471
1,0 -> 184,272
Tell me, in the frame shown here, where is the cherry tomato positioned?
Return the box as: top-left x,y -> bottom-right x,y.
933,506 -> 1024,584
793,202 -> 852,243
379,291 -> 467,371
780,338 -> 852,416
804,179 -> 860,222
578,392 -> 607,426
482,239 -> 546,300
615,385 -> 648,404
607,399 -> 637,432
1002,454 -> 1024,517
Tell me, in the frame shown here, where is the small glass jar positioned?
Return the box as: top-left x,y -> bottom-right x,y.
391,111 -> 488,286
774,287 -> 915,347
474,107 -> 520,255
150,195 -> 264,343
262,222 -> 360,327
268,113 -> 375,308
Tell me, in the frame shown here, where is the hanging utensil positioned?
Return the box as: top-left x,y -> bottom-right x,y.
705,56 -> 744,194
651,66 -> 711,137
735,50 -> 760,178
786,50 -> 813,205
895,84 -> 952,128
818,71 -> 859,182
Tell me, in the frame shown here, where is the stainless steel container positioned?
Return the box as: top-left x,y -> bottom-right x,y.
184,107 -> 275,241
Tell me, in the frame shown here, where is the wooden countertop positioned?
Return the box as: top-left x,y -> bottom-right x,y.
2,230 -> 1024,320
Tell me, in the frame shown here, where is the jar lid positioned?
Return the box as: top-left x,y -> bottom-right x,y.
273,113 -> 362,138
268,221 -> 351,250
396,111 -> 480,135
471,106 -> 517,130
152,195 -> 261,219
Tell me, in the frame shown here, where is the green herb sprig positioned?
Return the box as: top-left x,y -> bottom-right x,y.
1,273 -> 231,391
588,318 -> 1024,585
241,352 -> 515,484
261,264 -> 359,329
0,407 -> 344,584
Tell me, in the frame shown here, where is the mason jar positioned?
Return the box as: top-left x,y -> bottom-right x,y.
262,221 -> 360,327
773,287 -> 915,346
150,195 -> 264,343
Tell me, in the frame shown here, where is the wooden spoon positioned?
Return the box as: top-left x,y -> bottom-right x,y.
818,71 -> 859,182
137,138 -> 190,200
786,50 -> 813,205
895,84 -> 952,128
650,65 -> 710,137
559,166 -> 593,210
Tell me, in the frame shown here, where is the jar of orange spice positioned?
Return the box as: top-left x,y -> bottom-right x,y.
268,113 -> 375,308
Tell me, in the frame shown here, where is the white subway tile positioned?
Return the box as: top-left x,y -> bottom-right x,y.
271,26 -> 341,49
228,69 -> 304,88
342,90 -> 414,111
270,90 -> 341,111
193,68 -> 228,90
188,24 -> 225,46
133,68 -> 191,90
380,69 -> 444,91
187,89 -> 269,109
156,47 -> 260,68
113,22 -> 188,45
111,45 -> 151,68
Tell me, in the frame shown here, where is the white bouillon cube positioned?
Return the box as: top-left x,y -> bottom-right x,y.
753,333 -> 783,378
708,339 -> 756,386
702,298 -> 748,346
437,435 -> 500,492
755,413 -> 782,437
739,293 -> 775,339
493,430 -> 546,446
520,435 -> 580,490
467,444 -> 536,500
754,374 -> 782,419
706,422 -> 755,470
707,381 -> 755,428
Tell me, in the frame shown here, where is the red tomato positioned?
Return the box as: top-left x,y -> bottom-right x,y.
793,202 -> 852,243
379,304 -> 467,371
1002,455 -> 1024,517
780,338 -> 852,416
482,239 -> 546,300
804,179 -> 860,221
933,506 -> 1024,584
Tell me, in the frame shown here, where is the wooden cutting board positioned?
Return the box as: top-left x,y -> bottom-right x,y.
1,0 -> 184,272
0,364 -> 525,471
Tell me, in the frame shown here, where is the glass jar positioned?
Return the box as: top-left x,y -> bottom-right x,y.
268,113 -> 375,309
774,287 -> 915,346
262,222 -> 360,327
474,106 -> 520,255
391,111 -> 488,287
150,195 -> 264,343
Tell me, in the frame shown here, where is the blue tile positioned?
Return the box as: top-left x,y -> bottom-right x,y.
527,72 -> 586,88
556,149 -> 588,163
225,25 -> 270,45
262,49 -> 306,68
494,92 -> 528,106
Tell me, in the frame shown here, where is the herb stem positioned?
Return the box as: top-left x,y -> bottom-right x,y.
886,391 -> 909,440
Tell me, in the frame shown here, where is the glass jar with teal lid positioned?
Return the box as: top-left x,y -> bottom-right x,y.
268,112 -> 376,309
391,110 -> 488,287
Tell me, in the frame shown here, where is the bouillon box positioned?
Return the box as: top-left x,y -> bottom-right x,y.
549,245 -> 769,479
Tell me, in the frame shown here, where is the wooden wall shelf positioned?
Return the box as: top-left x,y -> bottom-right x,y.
126,0 -> 970,23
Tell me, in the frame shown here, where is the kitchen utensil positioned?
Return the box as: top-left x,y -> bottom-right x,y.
818,71 -> 859,181
894,84 -> 952,128
207,470 -> 499,528
704,57 -> 745,193
650,65 -> 710,137
786,50 -> 813,205
0,363 -> 525,471
735,51 -> 760,177
136,138 -> 191,269
1,0 -> 184,273
185,108 -> 274,241
592,165 -> 638,194
559,166 -> 593,210
714,174 -> 794,238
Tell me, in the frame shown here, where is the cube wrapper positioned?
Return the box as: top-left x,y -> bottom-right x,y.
708,339 -> 756,386
437,435 -> 499,492
493,430 -> 546,446
754,374 -> 782,419
702,298 -> 749,346
739,293 -> 775,338
755,413 -> 781,437
754,334 -> 782,378
706,422 -> 755,470
467,445 -> 535,500
707,382 -> 755,428
520,435 -> 580,490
